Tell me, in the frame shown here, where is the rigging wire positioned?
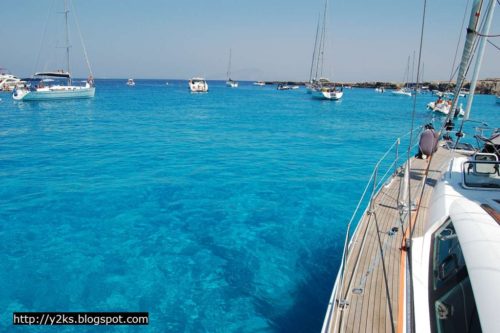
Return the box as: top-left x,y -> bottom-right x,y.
33,0 -> 56,76
309,13 -> 321,82
406,0 -> 428,331
71,0 -> 94,77
488,39 -> 500,50
411,0 -> 490,245
449,0 -> 472,83
476,32 -> 500,37
454,0 -> 496,146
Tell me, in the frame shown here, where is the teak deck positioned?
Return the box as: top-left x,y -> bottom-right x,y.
325,146 -> 458,333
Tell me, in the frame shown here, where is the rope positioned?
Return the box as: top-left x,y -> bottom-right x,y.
71,0 -> 94,77
404,0 -> 428,331
488,39 -> 500,50
477,32 -> 500,37
373,212 -> 396,333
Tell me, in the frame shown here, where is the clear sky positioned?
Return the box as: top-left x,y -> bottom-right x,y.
1,0 -> 499,82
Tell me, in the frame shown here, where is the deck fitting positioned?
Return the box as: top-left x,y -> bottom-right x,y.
352,287 -> 364,295
337,299 -> 349,310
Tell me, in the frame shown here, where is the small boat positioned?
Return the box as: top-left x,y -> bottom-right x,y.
433,90 -> 443,97
127,79 -> 135,86
189,77 -> 208,93
225,48 -> 238,88
226,80 -> 238,88
253,81 -> 265,86
374,87 -> 385,93
277,84 -> 291,90
0,69 -> 21,92
427,98 -> 464,117
391,88 -> 412,97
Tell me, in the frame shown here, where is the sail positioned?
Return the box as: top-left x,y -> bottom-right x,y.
463,0 -> 496,119
448,0 -> 482,121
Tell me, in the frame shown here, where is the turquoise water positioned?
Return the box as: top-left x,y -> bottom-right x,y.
0,81 -> 498,332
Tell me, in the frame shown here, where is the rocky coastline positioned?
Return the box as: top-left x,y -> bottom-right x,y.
268,78 -> 500,95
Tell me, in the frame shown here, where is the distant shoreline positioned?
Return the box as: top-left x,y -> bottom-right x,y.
258,78 -> 500,95
56,77 -> 499,95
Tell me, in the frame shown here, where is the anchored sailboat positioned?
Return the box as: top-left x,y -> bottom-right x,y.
13,0 -> 95,101
226,48 -> 238,88
391,55 -> 412,97
308,0 -> 343,100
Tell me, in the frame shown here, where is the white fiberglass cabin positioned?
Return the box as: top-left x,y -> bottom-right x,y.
427,99 -> 465,117
189,77 -> 208,93
0,70 -> 21,92
13,72 -> 95,101
411,152 -> 500,333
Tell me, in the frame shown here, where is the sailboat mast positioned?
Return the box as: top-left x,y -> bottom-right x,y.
227,48 -> 232,80
318,0 -> 329,78
309,15 -> 321,82
411,50 -> 415,89
404,55 -> 410,89
447,0 -> 483,123
64,0 -> 71,84
463,0 -> 496,120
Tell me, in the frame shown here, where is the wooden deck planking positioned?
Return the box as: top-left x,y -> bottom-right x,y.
327,146 -> 456,333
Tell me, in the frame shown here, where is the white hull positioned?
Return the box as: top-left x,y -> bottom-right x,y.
226,81 -> 238,88
189,78 -> 208,93
427,101 -> 464,117
312,89 -> 343,100
13,85 -> 95,101
391,89 -> 412,97
253,81 -> 265,86
0,76 -> 21,92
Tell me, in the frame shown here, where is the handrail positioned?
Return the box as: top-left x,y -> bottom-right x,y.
327,127 -> 422,332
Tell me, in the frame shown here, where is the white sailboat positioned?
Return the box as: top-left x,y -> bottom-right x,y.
126,79 -> 135,86
312,85 -> 343,100
322,1 -> 499,333
308,0 -> 343,100
392,55 -> 412,97
13,0 -> 94,101
225,49 -> 238,88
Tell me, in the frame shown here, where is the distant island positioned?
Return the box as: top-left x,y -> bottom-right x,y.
265,78 -> 500,95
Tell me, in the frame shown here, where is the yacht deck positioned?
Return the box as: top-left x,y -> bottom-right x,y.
324,146 -> 460,333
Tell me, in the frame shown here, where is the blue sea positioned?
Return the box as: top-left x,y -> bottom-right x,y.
0,81 -> 498,332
